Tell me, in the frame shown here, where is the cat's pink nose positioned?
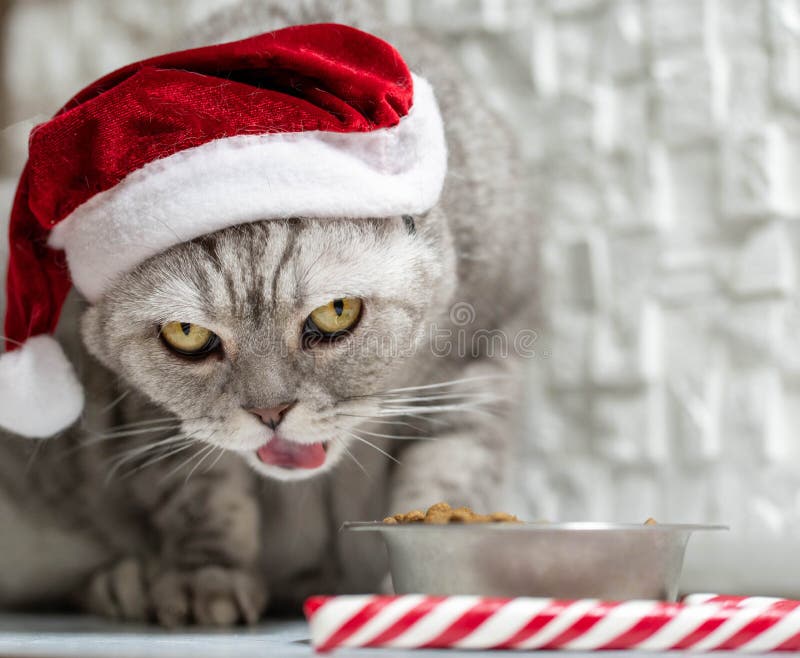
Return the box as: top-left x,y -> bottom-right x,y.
247,402 -> 295,430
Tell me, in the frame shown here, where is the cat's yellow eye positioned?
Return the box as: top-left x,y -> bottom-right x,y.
160,322 -> 220,357
306,298 -> 362,338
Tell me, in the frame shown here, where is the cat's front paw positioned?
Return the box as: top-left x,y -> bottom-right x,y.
83,559 -> 267,627
149,565 -> 268,627
84,557 -> 149,622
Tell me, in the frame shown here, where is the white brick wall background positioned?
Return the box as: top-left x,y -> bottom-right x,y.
3,0 -> 800,595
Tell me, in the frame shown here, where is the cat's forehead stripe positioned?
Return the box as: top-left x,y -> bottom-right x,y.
132,219 -> 439,326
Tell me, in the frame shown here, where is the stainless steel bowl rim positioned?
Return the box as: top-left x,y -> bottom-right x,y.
343,521 -> 728,532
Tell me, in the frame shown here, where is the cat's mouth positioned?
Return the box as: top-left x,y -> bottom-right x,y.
255,435 -> 327,470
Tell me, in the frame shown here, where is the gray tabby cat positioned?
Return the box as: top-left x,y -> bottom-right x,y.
0,0 -> 536,625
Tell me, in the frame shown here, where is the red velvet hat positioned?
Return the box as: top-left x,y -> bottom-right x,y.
1,23 -> 446,437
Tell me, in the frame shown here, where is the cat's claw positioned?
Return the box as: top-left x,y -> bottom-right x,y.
84,558 -> 149,622
84,560 -> 267,627
149,565 -> 268,627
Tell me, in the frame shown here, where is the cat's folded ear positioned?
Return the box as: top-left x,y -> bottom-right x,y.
0,335 -> 83,438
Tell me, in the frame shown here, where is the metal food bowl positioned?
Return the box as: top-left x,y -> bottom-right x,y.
344,522 -> 726,601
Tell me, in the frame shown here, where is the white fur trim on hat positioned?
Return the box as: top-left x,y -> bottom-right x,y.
0,335 -> 84,438
48,75 -> 447,303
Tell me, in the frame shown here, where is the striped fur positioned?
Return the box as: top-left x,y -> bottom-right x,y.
0,0 -> 537,625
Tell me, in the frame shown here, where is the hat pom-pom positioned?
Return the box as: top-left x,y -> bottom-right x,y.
0,335 -> 83,438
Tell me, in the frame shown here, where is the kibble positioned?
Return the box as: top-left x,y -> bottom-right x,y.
383,502 -> 522,524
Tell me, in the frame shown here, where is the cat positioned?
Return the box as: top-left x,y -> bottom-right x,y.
0,0 -> 537,625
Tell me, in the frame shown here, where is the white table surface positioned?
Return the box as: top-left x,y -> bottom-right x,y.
0,613 -> 763,658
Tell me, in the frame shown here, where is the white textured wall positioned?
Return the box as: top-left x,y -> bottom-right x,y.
3,0 -> 800,594
511,0 -> 800,595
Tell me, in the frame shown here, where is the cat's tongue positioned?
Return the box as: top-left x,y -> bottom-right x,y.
256,436 -> 326,469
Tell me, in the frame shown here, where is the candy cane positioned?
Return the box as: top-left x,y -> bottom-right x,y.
683,594 -> 793,608
304,595 -> 800,652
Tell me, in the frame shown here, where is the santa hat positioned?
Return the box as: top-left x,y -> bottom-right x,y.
1,23 -> 446,438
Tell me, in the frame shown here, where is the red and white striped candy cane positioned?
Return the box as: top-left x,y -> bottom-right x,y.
684,594 -> 794,608
304,595 -> 800,652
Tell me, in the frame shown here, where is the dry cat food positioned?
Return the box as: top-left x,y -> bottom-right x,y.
383,503 -> 658,526
383,502 -> 522,525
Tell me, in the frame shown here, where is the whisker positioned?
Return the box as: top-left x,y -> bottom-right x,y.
391,411 -> 448,427
105,435 -> 194,483
384,374 -> 509,394
378,404 -> 496,418
184,440 -> 218,484
24,439 -> 45,474
109,433 -> 189,458
206,445 -> 227,472
104,433 -> 191,474
162,431 -> 218,483
89,419 -> 181,436
336,427 -> 401,464
98,389 -> 130,415
375,392 -> 501,405
91,415 -> 208,433
0,334 -> 24,348
338,424 -> 433,442
94,437 -> 177,467
57,428 -> 181,459
131,439 -> 196,475
102,417 -> 181,430
81,424 -> 184,444
159,442 -> 209,484
344,391 -> 477,403
334,437 -> 371,481
352,437 -> 401,464
334,414 -> 427,433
